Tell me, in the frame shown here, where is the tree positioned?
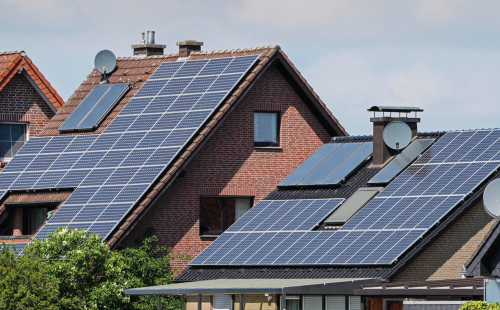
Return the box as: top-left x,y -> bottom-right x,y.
0,226 -> 181,310
0,244 -> 61,310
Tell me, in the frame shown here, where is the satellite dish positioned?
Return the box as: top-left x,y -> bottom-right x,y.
484,179 -> 500,218
94,50 -> 117,75
383,121 -> 412,150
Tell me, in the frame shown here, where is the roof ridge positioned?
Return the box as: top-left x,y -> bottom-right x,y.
115,45 -> 281,61
193,45 -> 281,55
0,51 -> 25,56
116,53 -> 180,61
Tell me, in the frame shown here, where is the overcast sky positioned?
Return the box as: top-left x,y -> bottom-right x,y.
2,0 -> 500,135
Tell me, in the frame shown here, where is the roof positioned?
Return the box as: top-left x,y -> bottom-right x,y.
40,46 -> 346,138
125,278 -> 380,295
0,51 -> 65,111
0,45 -> 347,248
355,278 -> 484,296
107,47 -> 346,247
177,131 -> 499,281
465,216 -> 500,276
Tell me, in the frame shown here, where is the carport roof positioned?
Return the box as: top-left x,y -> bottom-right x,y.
125,278 -> 381,295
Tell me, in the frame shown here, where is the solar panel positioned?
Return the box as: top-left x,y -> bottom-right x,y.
319,142 -> 373,185
279,142 -> 373,187
299,143 -> 361,185
59,84 -> 129,131
191,129 -> 500,266
226,199 -> 344,232
368,139 -> 435,185
279,144 -> 341,186
0,55 -> 260,243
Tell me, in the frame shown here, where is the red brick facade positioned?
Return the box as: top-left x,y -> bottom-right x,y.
0,73 -> 56,168
119,65 -> 332,272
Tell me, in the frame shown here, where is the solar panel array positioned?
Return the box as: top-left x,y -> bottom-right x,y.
192,129 -> 500,266
0,55 -> 260,241
279,142 -> 373,186
191,199 -> 347,265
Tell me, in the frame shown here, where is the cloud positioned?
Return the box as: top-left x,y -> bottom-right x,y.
303,48 -> 500,134
1,0 -> 500,135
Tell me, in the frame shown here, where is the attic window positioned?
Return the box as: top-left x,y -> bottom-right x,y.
0,123 -> 27,161
254,111 -> 280,147
200,197 -> 253,236
59,83 -> 129,132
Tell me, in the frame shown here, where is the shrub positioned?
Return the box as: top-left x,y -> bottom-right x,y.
460,302 -> 500,310
0,226 -> 181,310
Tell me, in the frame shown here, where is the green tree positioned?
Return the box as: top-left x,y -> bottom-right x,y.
0,244 -> 61,310
0,226 -> 181,310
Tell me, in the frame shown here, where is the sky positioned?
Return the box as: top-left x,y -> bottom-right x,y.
2,0 -> 500,135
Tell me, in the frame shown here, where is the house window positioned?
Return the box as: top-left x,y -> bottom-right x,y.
200,197 -> 253,236
254,112 -> 279,147
0,204 -> 55,237
0,123 -> 27,160
24,206 -> 54,235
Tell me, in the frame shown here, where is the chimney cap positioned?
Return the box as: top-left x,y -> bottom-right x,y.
368,106 -> 424,113
131,43 -> 167,49
176,40 -> 203,46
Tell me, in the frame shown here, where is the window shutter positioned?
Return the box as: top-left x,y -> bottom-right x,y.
349,296 -> 361,310
304,296 -> 323,310
213,295 -> 232,310
327,296 -> 345,310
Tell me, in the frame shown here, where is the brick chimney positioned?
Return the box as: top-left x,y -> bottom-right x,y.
131,31 -> 166,56
176,40 -> 203,57
368,106 -> 423,166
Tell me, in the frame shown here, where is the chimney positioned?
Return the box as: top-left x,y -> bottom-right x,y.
176,40 -> 203,57
131,31 -> 166,56
368,106 -> 423,166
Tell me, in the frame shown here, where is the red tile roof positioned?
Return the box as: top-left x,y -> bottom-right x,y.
0,51 -> 65,110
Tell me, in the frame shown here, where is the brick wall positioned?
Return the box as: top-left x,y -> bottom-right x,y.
186,294 -> 278,310
394,201 -> 496,281
0,73 -> 56,169
120,65 -> 332,272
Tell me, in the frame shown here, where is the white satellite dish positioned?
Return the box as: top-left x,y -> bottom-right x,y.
484,179 -> 500,218
383,121 -> 412,150
94,50 -> 117,75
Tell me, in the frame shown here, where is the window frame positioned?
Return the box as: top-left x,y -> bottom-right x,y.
199,196 -> 254,237
0,122 -> 29,161
254,111 -> 281,148
22,203 -> 58,236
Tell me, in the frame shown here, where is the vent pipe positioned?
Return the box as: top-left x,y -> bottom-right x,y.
147,31 -> 155,44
